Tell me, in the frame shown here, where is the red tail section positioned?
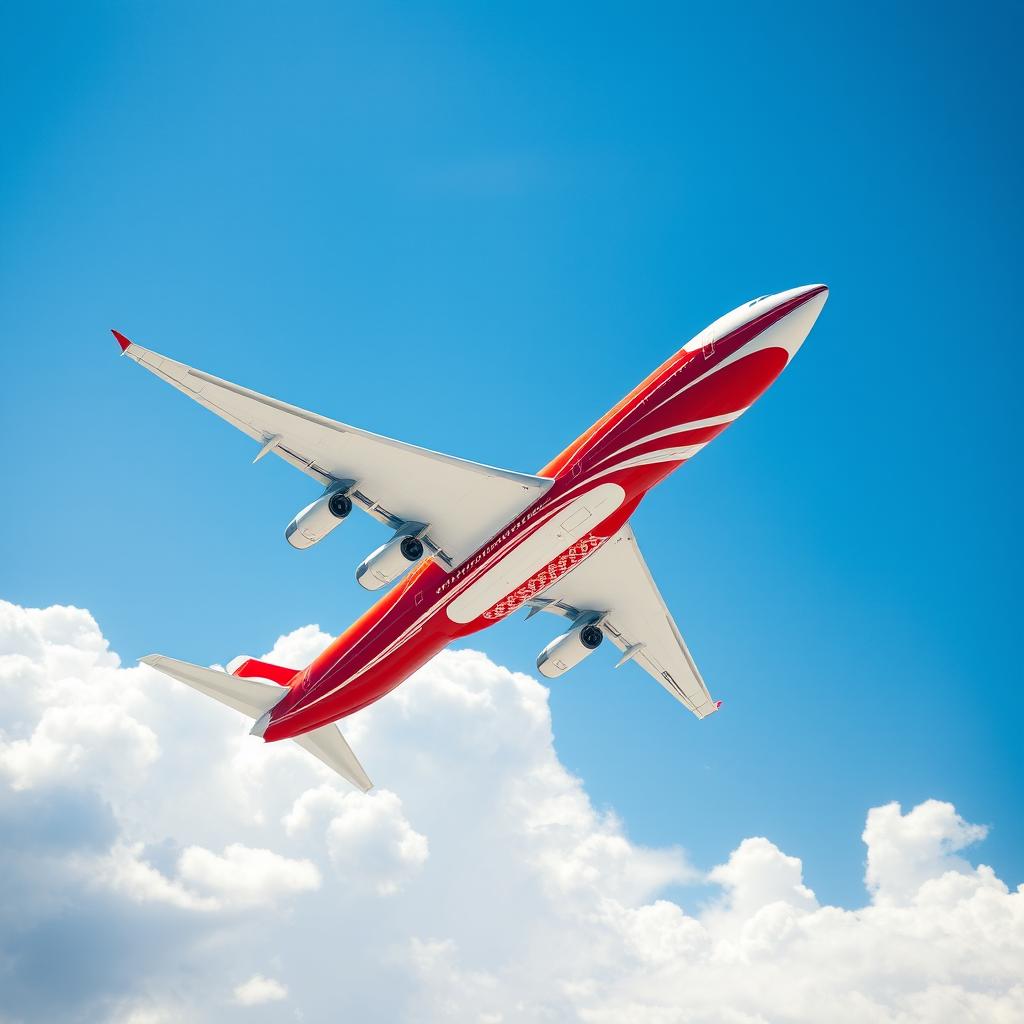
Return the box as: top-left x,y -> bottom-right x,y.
232,658 -> 299,687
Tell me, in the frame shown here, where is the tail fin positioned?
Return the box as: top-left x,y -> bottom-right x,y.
141,654 -> 373,792
231,657 -> 299,686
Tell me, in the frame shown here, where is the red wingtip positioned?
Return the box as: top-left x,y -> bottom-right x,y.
715,700 -> 723,710
111,329 -> 132,352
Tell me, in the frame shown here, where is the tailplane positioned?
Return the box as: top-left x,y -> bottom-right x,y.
294,725 -> 372,792
140,654 -> 373,792
142,655 -> 285,718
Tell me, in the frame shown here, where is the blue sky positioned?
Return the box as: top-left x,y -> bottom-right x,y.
2,0 -> 1020,920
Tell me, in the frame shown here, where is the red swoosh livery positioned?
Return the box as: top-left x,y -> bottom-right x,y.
118,284 -> 828,790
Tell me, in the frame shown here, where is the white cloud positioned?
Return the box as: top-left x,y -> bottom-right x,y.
284,785 -> 428,895
704,835 -> 817,937
89,841 -> 217,911
85,840 -> 320,912
105,1000 -> 187,1024
178,842 -> 321,908
232,974 -> 288,1006
0,703 -> 159,791
864,798 -> 990,905
1,598 -> 1022,1024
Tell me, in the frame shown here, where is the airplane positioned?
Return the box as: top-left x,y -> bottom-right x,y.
116,284 -> 828,791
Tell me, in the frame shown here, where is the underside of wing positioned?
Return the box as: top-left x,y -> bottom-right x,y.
114,334 -> 551,566
527,524 -> 719,718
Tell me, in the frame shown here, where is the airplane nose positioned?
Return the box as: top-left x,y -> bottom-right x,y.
770,284 -> 829,360
800,283 -> 828,302
772,283 -> 829,307
796,283 -> 829,320
795,283 -> 828,318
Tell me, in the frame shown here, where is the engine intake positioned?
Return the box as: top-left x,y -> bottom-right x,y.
285,483 -> 354,549
356,525 -> 428,591
536,615 -> 604,679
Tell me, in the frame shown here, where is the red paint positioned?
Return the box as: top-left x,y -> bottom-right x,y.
112,329 -> 132,352
232,658 -> 299,686
258,286 -> 826,743
482,530 -> 608,621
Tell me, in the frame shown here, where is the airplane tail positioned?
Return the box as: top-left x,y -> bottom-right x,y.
140,654 -> 373,792
230,657 -> 300,686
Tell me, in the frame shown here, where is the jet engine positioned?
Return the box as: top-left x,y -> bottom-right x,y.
536,616 -> 604,678
356,525 -> 428,591
285,485 -> 354,549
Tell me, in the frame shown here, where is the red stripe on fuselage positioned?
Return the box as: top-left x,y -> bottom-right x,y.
263,291 -> 817,741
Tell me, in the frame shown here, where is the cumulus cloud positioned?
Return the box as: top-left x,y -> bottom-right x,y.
0,703 -> 159,791
284,785 -> 428,895
864,798 -> 990,905
74,840 -> 321,915
105,1000 -> 184,1024
0,598 -> 1021,1024
232,974 -> 288,1006
704,835 -> 817,936
178,843 -> 321,908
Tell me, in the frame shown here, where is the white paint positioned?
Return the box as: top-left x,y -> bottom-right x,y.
121,338 -> 553,565
446,483 -> 625,624
682,284 -> 827,355
285,491 -> 348,549
535,523 -> 717,717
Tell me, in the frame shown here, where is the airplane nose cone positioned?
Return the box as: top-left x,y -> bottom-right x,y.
800,282 -> 829,302
770,284 -> 829,360
772,283 -> 829,308
795,283 -> 829,321
796,283 -> 829,323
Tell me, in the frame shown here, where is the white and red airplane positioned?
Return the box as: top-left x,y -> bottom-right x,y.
117,284 -> 828,790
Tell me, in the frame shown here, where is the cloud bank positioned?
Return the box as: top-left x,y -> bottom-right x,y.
0,599 -> 1020,1023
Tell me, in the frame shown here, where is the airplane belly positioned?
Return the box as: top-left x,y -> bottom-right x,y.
445,483 -> 625,624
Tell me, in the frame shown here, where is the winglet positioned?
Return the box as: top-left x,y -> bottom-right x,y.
715,700 -> 723,710
111,329 -> 132,353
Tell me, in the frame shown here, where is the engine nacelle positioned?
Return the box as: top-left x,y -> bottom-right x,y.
356,525 -> 427,591
285,485 -> 354,549
536,616 -> 604,679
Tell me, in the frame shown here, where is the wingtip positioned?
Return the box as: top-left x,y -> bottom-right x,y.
111,329 -> 132,353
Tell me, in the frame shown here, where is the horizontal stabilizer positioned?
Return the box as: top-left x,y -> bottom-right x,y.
142,654 -> 286,719
232,657 -> 298,686
294,723 -> 373,792
142,654 -> 372,792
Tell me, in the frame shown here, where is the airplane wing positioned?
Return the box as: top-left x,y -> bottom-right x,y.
113,332 -> 552,567
526,524 -> 720,718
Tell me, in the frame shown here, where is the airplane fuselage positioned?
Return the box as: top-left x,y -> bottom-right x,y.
260,284 -> 828,742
